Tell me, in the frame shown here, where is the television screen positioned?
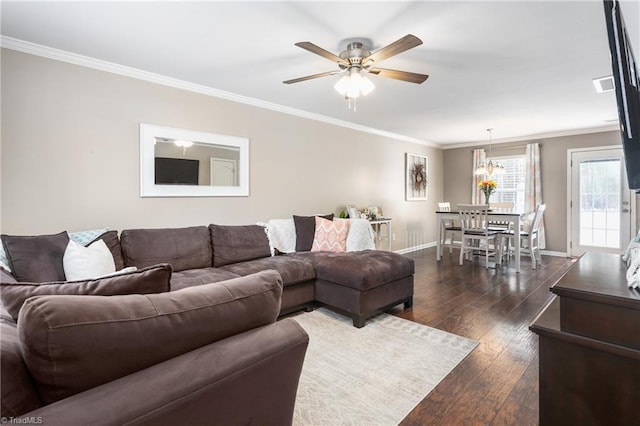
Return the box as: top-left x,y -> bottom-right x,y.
154,157 -> 199,185
603,0 -> 640,190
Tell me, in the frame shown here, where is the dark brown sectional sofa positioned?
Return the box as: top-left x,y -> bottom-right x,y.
0,223 -> 414,424
118,224 -> 415,326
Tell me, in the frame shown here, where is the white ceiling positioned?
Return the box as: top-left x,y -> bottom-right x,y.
2,1 -> 639,147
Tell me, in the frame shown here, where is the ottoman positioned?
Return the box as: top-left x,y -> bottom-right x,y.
313,250 -> 415,328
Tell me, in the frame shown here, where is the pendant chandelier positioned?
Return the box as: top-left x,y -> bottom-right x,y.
475,128 -> 505,176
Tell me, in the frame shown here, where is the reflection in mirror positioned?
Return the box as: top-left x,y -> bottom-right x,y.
140,124 -> 249,197
154,139 -> 240,186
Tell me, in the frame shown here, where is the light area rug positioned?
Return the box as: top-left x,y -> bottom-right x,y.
291,308 -> 478,426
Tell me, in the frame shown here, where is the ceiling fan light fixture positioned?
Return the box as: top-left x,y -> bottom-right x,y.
360,75 -> 375,96
334,75 -> 350,96
334,70 -> 375,99
346,71 -> 363,98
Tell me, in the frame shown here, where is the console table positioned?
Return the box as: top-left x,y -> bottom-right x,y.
369,218 -> 392,251
529,252 -> 640,425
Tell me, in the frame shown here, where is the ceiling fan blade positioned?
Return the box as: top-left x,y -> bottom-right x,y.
294,41 -> 349,66
283,70 -> 342,84
363,34 -> 423,65
368,68 -> 429,84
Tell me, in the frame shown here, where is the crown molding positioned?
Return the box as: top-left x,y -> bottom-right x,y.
442,125 -> 621,150
1,36 -> 439,148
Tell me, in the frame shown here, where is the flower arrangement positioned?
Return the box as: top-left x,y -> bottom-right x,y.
478,179 -> 498,204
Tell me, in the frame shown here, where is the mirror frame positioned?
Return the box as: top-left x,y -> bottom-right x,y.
140,123 -> 249,197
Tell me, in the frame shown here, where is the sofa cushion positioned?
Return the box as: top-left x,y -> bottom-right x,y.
18,270 -> 283,404
293,214 -> 334,252
1,319 -> 42,417
209,224 -> 271,267
170,267 -> 241,291
63,239 -> 116,281
0,264 -> 171,321
311,217 -> 350,253
313,251 -> 415,291
120,226 -> 212,272
220,256 -> 315,287
1,231 -> 70,282
0,229 -> 114,276
89,230 -> 125,270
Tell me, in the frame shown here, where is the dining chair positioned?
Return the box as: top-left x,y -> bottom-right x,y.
438,202 -> 461,254
488,201 -> 515,254
458,204 -> 500,268
489,202 -> 514,212
500,204 -> 546,269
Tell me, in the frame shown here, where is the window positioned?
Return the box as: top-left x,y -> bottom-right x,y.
487,155 -> 526,211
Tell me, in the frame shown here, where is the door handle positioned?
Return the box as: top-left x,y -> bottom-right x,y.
622,208 -> 630,213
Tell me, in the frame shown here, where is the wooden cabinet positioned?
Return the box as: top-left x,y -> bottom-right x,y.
530,252 -> 640,426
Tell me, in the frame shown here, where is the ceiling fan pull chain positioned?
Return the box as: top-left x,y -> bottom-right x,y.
346,97 -> 356,112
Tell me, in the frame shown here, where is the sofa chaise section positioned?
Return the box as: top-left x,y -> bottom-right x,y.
312,250 -> 415,327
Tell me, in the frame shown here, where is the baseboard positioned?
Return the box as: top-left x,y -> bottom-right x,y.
394,242 -> 437,254
540,250 -> 569,257
394,243 -> 568,258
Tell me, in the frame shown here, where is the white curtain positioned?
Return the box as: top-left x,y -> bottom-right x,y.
525,142 -> 545,248
472,149 -> 486,204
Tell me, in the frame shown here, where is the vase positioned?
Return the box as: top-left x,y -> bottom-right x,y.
484,193 -> 491,205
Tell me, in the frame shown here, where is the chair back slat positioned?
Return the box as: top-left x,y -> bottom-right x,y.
439,202 -> 458,228
529,204 -> 546,234
458,204 -> 490,235
438,202 -> 451,212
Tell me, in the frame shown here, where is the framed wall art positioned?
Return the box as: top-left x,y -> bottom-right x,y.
405,153 -> 428,201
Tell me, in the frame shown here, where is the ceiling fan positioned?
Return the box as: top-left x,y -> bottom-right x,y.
283,34 -> 429,107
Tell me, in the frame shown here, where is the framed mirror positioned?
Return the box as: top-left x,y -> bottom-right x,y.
140,123 -> 249,197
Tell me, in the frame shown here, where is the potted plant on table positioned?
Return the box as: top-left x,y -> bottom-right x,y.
478,179 -> 497,205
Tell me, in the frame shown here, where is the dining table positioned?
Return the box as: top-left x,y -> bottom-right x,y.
435,209 -> 527,273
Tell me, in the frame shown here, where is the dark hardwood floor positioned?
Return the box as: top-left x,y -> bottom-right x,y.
388,247 -> 576,426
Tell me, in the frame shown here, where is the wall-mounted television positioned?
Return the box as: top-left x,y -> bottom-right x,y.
603,0 -> 640,190
154,157 -> 199,185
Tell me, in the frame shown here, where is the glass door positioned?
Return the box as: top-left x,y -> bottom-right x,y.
570,148 -> 633,256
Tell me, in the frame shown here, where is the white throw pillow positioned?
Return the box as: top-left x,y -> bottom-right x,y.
63,239 -> 116,281
346,218 -> 376,251
265,219 -> 297,254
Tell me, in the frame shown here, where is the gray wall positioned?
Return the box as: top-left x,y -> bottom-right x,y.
1,49 -> 442,252
443,131 -> 639,253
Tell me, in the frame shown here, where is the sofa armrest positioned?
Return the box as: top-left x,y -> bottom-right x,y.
20,318 -> 308,426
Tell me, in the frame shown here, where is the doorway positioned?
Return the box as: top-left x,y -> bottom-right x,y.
568,147 -> 633,256
210,158 -> 237,186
